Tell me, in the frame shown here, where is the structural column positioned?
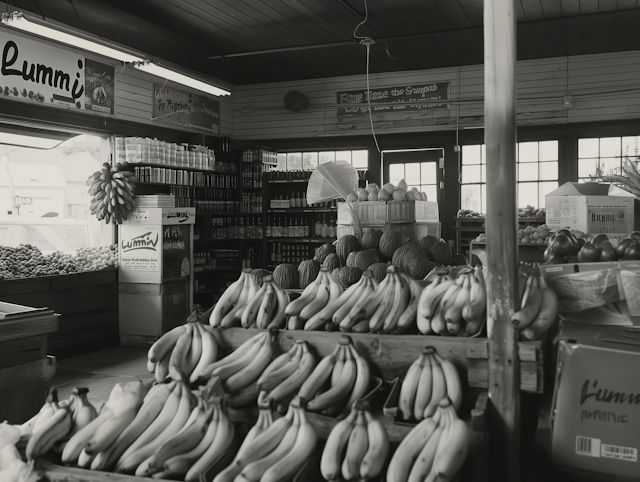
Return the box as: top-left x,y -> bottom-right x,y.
484,1 -> 521,481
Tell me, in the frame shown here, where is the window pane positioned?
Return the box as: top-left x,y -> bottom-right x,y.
319,151 -> 335,164
578,158 -> 597,179
538,181 -> 558,208
421,162 -> 437,184
518,182 -> 539,208
303,152 -> 318,170
335,151 -> 351,163
462,165 -> 481,184
518,142 -> 538,163
600,158 -> 621,177
579,138 -> 599,158
480,165 -> 487,183
389,164 -> 404,185
424,185 -> 438,203
518,163 -> 538,181
600,137 -> 621,157
405,163 -> 420,185
277,153 -> 287,170
287,152 -> 303,170
481,145 -> 486,162
539,140 -> 558,161
462,145 -> 481,165
622,136 -> 640,157
461,184 -> 481,211
352,150 -> 368,168
539,161 -> 558,180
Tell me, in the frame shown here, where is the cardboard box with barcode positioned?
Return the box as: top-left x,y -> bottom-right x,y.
551,322 -> 640,480
545,182 -> 635,242
540,260 -> 640,326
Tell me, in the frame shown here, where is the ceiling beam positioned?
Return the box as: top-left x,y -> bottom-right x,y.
187,7 -> 640,62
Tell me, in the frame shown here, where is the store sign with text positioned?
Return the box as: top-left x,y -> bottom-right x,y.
0,31 -> 115,113
119,226 -> 161,273
336,82 -> 449,121
153,84 -> 220,134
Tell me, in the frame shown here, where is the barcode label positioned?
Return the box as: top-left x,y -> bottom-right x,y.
576,436 -> 601,457
602,444 -> 638,462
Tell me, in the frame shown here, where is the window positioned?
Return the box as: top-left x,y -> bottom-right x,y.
0,134 -> 113,254
460,140 -> 559,213
578,136 -> 640,182
276,149 -> 368,171
388,162 -> 438,202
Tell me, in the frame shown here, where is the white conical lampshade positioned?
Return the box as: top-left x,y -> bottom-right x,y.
306,161 -> 358,205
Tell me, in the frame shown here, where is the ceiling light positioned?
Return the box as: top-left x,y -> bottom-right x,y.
0,132 -> 64,149
1,12 -> 145,63
133,61 -> 230,97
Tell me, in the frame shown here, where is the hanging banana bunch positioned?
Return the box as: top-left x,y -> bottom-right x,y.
86,161 -> 137,225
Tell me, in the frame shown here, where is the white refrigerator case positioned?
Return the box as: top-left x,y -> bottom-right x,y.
118,207 -> 195,346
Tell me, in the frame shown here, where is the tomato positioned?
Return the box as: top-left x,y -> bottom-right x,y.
543,246 -> 555,262
566,255 -> 579,263
551,233 -> 577,257
614,238 -> 633,259
556,229 -> 573,238
624,242 -> 640,260
599,241 -> 617,262
629,231 -> 640,242
577,243 -> 600,263
545,255 -> 566,265
591,234 -> 609,246
576,238 -> 586,249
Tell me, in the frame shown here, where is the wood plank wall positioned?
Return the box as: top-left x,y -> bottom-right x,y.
229,51 -> 640,140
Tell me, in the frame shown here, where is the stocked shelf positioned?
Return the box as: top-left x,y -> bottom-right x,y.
265,237 -> 336,243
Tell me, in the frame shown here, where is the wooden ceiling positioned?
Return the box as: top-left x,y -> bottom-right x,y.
3,1 -> 640,87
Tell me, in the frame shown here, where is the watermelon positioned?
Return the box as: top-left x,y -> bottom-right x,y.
338,266 -> 362,289
323,253 -> 341,272
361,228 -> 384,250
273,263 -> 298,289
392,243 -> 437,279
251,268 -> 271,287
428,240 -> 454,266
417,235 -> 440,252
379,231 -> 405,260
367,262 -> 388,283
346,248 -> 381,272
314,243 -> 336,264
298,259 -> 321,289
336,235 -> 362,266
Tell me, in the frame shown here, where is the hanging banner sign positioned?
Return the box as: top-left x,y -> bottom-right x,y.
336,82 -> 449,121
0,31 -> 88,109
153,84 -> 220,134
84,59 -> 115,114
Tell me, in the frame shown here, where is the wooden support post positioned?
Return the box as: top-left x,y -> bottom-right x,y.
484,1 -> 521,481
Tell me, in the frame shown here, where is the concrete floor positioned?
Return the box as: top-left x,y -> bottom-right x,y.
49,346 -> 152,409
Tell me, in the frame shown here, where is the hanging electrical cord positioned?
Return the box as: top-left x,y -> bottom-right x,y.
353,0 -> 381,154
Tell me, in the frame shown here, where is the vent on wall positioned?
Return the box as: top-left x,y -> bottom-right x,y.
284,91 -> 309,112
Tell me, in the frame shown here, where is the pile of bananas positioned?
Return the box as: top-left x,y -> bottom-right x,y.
213,396 -> 317,482
320,400 -> 390,482
257,340 -> 318,411
86,161 -> 136,225
147,320 -> 219,384
284,266 -> 344,331
60,378 -> 234,481
335,266 -> 423,334
387,398 -> 470,482
512,272 -> 559,341
397,347 -> 462,422
17,387 -> 98,460
298,336 -> 371,418
417,266 -> 487,337
210,269 -> 289,329
199,331 -> 276,408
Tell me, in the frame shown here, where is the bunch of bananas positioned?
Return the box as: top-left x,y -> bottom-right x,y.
320,400 -> 390,482
387,398 -> 470,482
60,378 -> 234,481
335,266 -> 424,334
240,274 -> 290,329
298,336 -> 371,418
213,396 -> 317,482
86,161 -> 136,225
20,387 -> 98,461
256,340 -> 317,411
397,347 -> 462,422
17,387 -> 97,449
147,320 -> 219,384
512,272 -> 559,341
285,266 -> 344,331
210,269 -> 288,329
417,266 -> 487,337
200,330 -> 276,406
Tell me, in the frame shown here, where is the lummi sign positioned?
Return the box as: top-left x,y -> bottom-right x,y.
336,82 -> 449,121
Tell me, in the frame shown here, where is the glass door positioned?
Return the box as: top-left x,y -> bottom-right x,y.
382,148 -> 444,207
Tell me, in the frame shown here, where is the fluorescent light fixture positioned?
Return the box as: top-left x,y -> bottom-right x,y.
134,61 -> 231,97
1,12 -> 145,63
0,132 -> 63,149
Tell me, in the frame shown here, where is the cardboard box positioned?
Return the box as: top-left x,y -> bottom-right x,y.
551,322 -> 640,479
540,261 -> 640,326
545,182 -> 635,238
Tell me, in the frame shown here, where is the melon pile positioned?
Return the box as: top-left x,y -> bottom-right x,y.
345,180 -> 428,203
